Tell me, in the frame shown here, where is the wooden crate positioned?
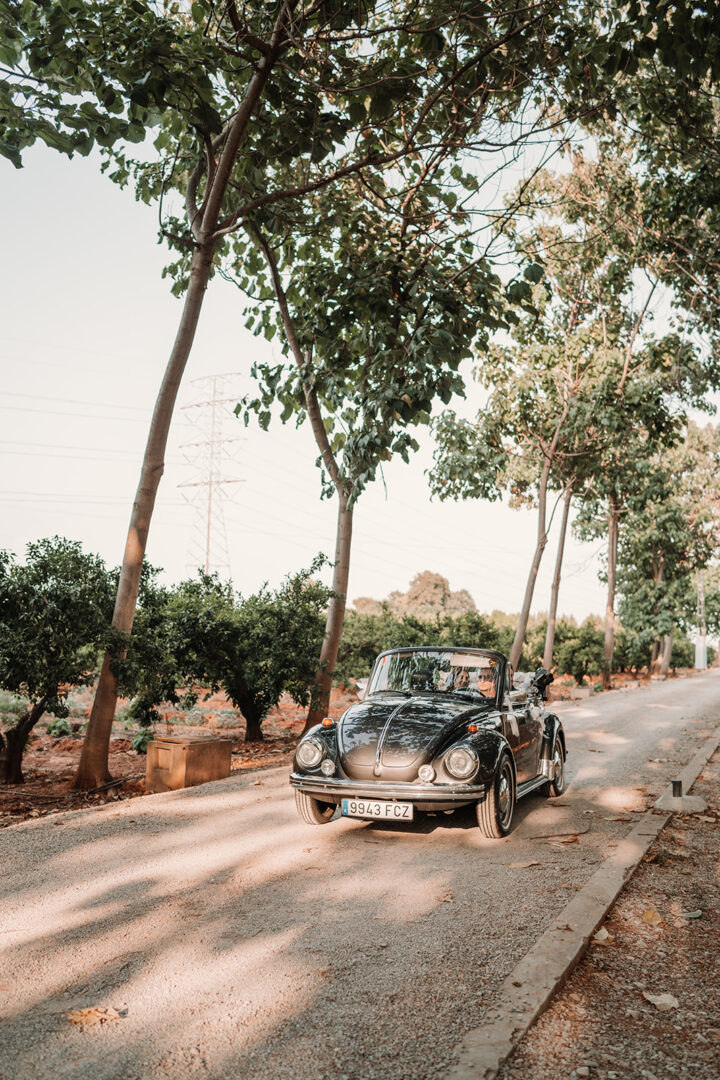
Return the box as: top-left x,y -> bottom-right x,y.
146,734 -> 232,793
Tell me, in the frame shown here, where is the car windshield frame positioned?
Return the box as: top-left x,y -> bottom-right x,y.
367,648 -> 502,702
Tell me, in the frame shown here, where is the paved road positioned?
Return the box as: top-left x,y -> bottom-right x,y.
2,672 -> 720,1080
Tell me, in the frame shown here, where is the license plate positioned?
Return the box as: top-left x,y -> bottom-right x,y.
341,798 -> 414,821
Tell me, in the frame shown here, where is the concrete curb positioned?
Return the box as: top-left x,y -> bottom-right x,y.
444,726 -> 720,1080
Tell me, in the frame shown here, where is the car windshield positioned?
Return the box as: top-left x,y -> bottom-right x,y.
367,650 -> 499,699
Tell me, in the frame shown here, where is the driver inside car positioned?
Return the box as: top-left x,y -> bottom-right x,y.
476,667 -> 497,696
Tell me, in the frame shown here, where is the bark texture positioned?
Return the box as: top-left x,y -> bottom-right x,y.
1,698 -> 48,784
543,485 -> 573,670
305,496 -> 353,731
232,678 -> 264,742
659,630 -> 674,675
509,460 -> 552,670
602,494 -> 619,689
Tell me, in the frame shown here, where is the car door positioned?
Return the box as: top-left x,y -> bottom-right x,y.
503,665 -> 543,783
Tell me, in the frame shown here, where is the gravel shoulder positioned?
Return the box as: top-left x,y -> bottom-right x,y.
1,673 -> 719,1080
496,749 -> 720,1080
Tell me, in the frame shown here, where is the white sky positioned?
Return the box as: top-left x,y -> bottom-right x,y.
0,146 -> 610,619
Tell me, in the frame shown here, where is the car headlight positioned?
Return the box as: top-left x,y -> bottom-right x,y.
296,737 -> 324,769
418,764 -> 436,783
320,758 -> 335,777
445,746 -> 478,780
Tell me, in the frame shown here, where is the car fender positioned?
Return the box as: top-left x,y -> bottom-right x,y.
292,724 -> 337,774
463,728 -> 516,785
541,712 -> 566,762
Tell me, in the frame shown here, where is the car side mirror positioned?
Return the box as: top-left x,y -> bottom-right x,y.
531,667 -> 554,701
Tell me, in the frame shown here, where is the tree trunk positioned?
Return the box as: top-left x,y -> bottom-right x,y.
543,485 -> 573,670
1,698 -> 48,784
602,494 -> 619,689
230,678 -> 264,743
659,630 -> 674,675
509,460 -> 552,670
650,639 -> 660,670
72,26 -> 287,789
305,495 -> 353,731
73,243 -> 215,789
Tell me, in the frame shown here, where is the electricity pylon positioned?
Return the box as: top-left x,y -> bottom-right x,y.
178,373 -> 244,577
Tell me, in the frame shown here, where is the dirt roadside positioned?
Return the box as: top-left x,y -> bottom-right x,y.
0,688 -> 357,827
496,750 -> 720,1080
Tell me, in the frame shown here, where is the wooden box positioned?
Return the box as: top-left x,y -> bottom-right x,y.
146,734 -> 232,793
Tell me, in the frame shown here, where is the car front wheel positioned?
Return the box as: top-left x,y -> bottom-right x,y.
540,735 -> 566,797
476,754 -> 515,838
295,790 -> 336,825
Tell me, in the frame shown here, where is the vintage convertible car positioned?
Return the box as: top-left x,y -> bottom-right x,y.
290,646 -> 566,838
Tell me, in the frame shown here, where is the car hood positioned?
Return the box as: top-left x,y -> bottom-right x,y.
338,692 -> 491,780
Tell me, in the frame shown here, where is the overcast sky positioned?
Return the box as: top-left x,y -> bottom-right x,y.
0,145 -> 613,619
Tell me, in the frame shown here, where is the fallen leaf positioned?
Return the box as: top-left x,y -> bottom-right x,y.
437,890 -> 455,903
587,748 -> 604,753
695,815 -> 715,823
642,909 -> 663,926
642,991 -> 679,1011
529,827 -> 591,840
635,787 -> 648,793
253,780 -> 263,786
678,910 -> 703,919
592,927 -> 613,943
607,816 -> 632,822
512,980 -> 523,987
67,1007 -> 120,1027
550,800 -> 570,806
559,834 -> 579,844
509,860 -> 542,868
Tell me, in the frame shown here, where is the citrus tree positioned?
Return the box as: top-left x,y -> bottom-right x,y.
0,538 -> 114,783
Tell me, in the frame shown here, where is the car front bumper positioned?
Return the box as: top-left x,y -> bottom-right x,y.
289,771 -> 488,804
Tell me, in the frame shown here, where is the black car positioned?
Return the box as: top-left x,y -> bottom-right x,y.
290,646 -> 566,838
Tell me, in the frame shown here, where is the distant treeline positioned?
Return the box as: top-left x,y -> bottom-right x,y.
335,609 -> 709,687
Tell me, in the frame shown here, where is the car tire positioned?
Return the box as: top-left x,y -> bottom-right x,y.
540,735 -> 566,797
476,754 -> 515,838
295,790 -> 336,825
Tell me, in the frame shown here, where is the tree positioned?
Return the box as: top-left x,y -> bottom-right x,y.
614,423 -> 720,672
235,171 -> 514,727
432,147 -> 715,675
334,607 -> 505,686
7,0 -> 552,783
130,563 -> 333,741
588,2 -> 720,343
0,538 -> 114,783
172,4 -> 635,730
553,619 -> 605,686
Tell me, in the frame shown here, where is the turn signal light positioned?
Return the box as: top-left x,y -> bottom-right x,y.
322,717 -> 334,727
467,723 -> 478,733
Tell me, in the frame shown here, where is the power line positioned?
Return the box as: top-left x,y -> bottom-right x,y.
0,390 -> 148,412
0,404 -> 148,422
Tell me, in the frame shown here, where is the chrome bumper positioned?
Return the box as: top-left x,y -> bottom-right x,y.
289,771 -> 487,802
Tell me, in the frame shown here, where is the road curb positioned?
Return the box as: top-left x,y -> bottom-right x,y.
444,726 -> 720,1080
